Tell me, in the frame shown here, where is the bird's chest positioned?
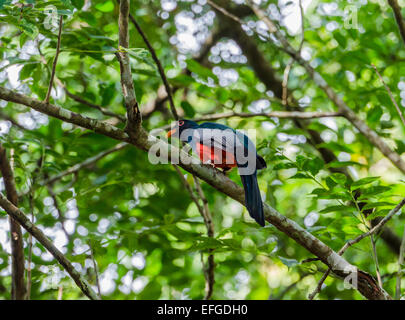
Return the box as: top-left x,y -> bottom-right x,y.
190,129 -> 238,169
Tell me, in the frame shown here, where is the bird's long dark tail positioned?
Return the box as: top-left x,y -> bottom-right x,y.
240,171 -> 265,227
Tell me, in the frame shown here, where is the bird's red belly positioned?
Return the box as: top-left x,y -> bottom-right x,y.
196,142 -> 237,169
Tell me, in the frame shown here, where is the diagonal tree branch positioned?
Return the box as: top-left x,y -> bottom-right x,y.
214,2 -> 404,258
0,192 -> 100,300
192,111 -> 343,122
0,145 -> 25,300
309,198 -> 405,299
0,87 -> 130,142
0,86 -> 391,299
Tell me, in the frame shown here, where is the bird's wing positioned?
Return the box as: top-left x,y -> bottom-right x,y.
196,127 -> 245,154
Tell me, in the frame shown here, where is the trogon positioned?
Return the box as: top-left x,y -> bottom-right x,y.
167,119 -> 267,226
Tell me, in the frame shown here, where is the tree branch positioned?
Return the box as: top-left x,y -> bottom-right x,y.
44,142 -> 127,186
193,176 -> 215,300
128,12 -> 178,120
0,192 -> 100,300
371,63 -> 405,127
193,111 -> 343,121
214,2 -> 405,257
0,145 -> 25,299
388,0 -> 405,46
173,166 -> 215,299
282,0 -> 305,106
117,0 -> 141,132
309,198 -> 405,299
55,78 -> 126,122
0,86 -> 391,299
45,15 -> 63,103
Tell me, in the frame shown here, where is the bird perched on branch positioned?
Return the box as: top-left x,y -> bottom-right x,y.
167,119 -> 267,226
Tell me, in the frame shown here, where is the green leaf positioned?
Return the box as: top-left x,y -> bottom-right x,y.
289,172 -> 313,180
180,101 -> 195,118
367,106 -> 382,124
95,0 -> 114,12
319,205 -> 351,214
326,161 -> 365,168
350,176 -> 380,189
362,202 -> 395,211
310,187 -> 328,196
186,59 -> 216,80
273,162 -> 297,170
395,140 -> 405,155
17,18 -> 39,39
325,176 -> 337,190
358,185 -> 392,197
60,0 -> 74,10
19,62 -> 38,80
303,157 -> 324,176
330,173 -> 347,185
318,142 -> 354,154
366,209 -> 390,220
127,48 -> 156,70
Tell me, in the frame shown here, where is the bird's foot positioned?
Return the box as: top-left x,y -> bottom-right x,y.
201,162 -> 216,169
222,167 -> 231,175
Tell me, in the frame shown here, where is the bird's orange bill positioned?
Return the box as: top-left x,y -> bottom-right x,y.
167,128 -> 177,138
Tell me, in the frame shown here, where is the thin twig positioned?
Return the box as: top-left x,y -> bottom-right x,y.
45,15 -> 63,103
193,176 -> 215,300
128,11 -> 179,120
282,0 -> 304,106
27,153 -> 44,300
38,41 -> 125,122
0,192 -> 100,300
57,286 -> 63,300
54,78 -> 126,122
44,143 -> 127,186
173,166 -> 215,299
371,63 -> 405,128
47,186 -> 70,242
309,197 -> 405,299
89,241 -> 102,299
173,165 -> 203,213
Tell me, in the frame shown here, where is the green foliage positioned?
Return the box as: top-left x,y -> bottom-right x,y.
0,0 -> 404,301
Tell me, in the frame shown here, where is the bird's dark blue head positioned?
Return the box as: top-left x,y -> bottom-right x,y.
167,119 -> 199,142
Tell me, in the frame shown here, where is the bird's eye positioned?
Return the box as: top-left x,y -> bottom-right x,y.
178,120 -> 184,126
